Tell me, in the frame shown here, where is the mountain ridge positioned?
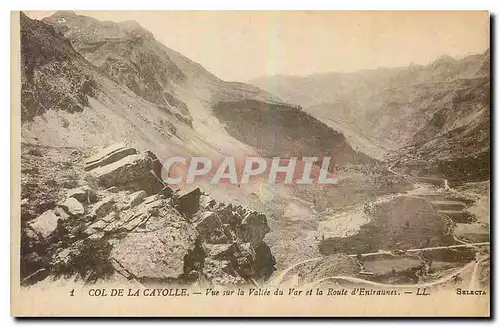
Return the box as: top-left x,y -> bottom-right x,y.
249,49 -> 490,170
23,11 -> 368,169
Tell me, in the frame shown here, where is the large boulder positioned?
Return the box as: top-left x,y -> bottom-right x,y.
59,197 -> 85,216
237,211 -> 270,246
126,171 -> 165,195
84,143 -> 137,171
145,150 -> 163,178
202,258 -> 246,285
86,152 -> 165,195
252,242 -> 276,280
110,208 -> 198,281
176,188 -> 202,217
28,209 -> 64,238
87,153 -> 152,187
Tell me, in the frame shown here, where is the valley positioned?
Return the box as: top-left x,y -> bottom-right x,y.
17,11 -> 490,293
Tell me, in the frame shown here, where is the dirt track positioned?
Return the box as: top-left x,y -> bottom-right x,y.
269,242 -> 489,286
270,164 -> 489,288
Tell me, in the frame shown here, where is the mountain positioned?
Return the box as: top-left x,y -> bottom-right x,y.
20,11 -> 368,168
250,50 -> 490,180
19,12 -> 490,291
42,11 -> 280,122
21,12 -> 214,163
19,11 -> 376,278
20,12 -> 98,122
212,99 -> 367,165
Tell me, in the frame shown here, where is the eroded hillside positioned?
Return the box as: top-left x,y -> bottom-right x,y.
250,51 -> 491,165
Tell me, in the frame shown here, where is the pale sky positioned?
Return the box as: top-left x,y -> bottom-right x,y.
25,11 -> 490,82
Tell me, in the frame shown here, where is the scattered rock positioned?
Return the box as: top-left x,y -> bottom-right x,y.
21,143 -> 276,286
88,231 -> 105,241
120,213 -> 151,232
101,211 -> 118,223
52,248 -> 72,267
102,219 -> 123,233
144,199 -> 164,213
59,197 -> 85,216
53,206 -> 70,220
66,185 -> 96,203
105,186 -> 119,193
85,220 -> 109,235
143,194 -> 162,204
28,210 -> 62,238
90,196 -> 115,218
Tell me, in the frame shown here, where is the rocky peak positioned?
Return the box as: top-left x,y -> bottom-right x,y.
42,12 -> 186,97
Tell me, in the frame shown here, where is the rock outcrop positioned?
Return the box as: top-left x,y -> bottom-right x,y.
84,143 -> 138,171
20,143 -> 276,286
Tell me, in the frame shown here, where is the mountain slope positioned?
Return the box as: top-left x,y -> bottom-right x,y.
212,99 -> 369,166
20,11 -> 229,162
42,11 -> 280,125
19,12 -> 380,277
20,12 -> 97,122
34,11 -> 368,168
250,51 -> 490,168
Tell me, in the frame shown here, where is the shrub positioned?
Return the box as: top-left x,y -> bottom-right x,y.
52,237 -> 114,282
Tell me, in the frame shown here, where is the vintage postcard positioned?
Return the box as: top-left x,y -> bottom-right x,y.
11,10 -> 490,317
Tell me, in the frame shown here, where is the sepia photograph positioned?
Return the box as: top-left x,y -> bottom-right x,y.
11,10 -> 491,317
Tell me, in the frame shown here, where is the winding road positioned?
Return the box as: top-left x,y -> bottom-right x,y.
268,242 -> 489,287
268,164 -> 489,289
303,258 -> 479,289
